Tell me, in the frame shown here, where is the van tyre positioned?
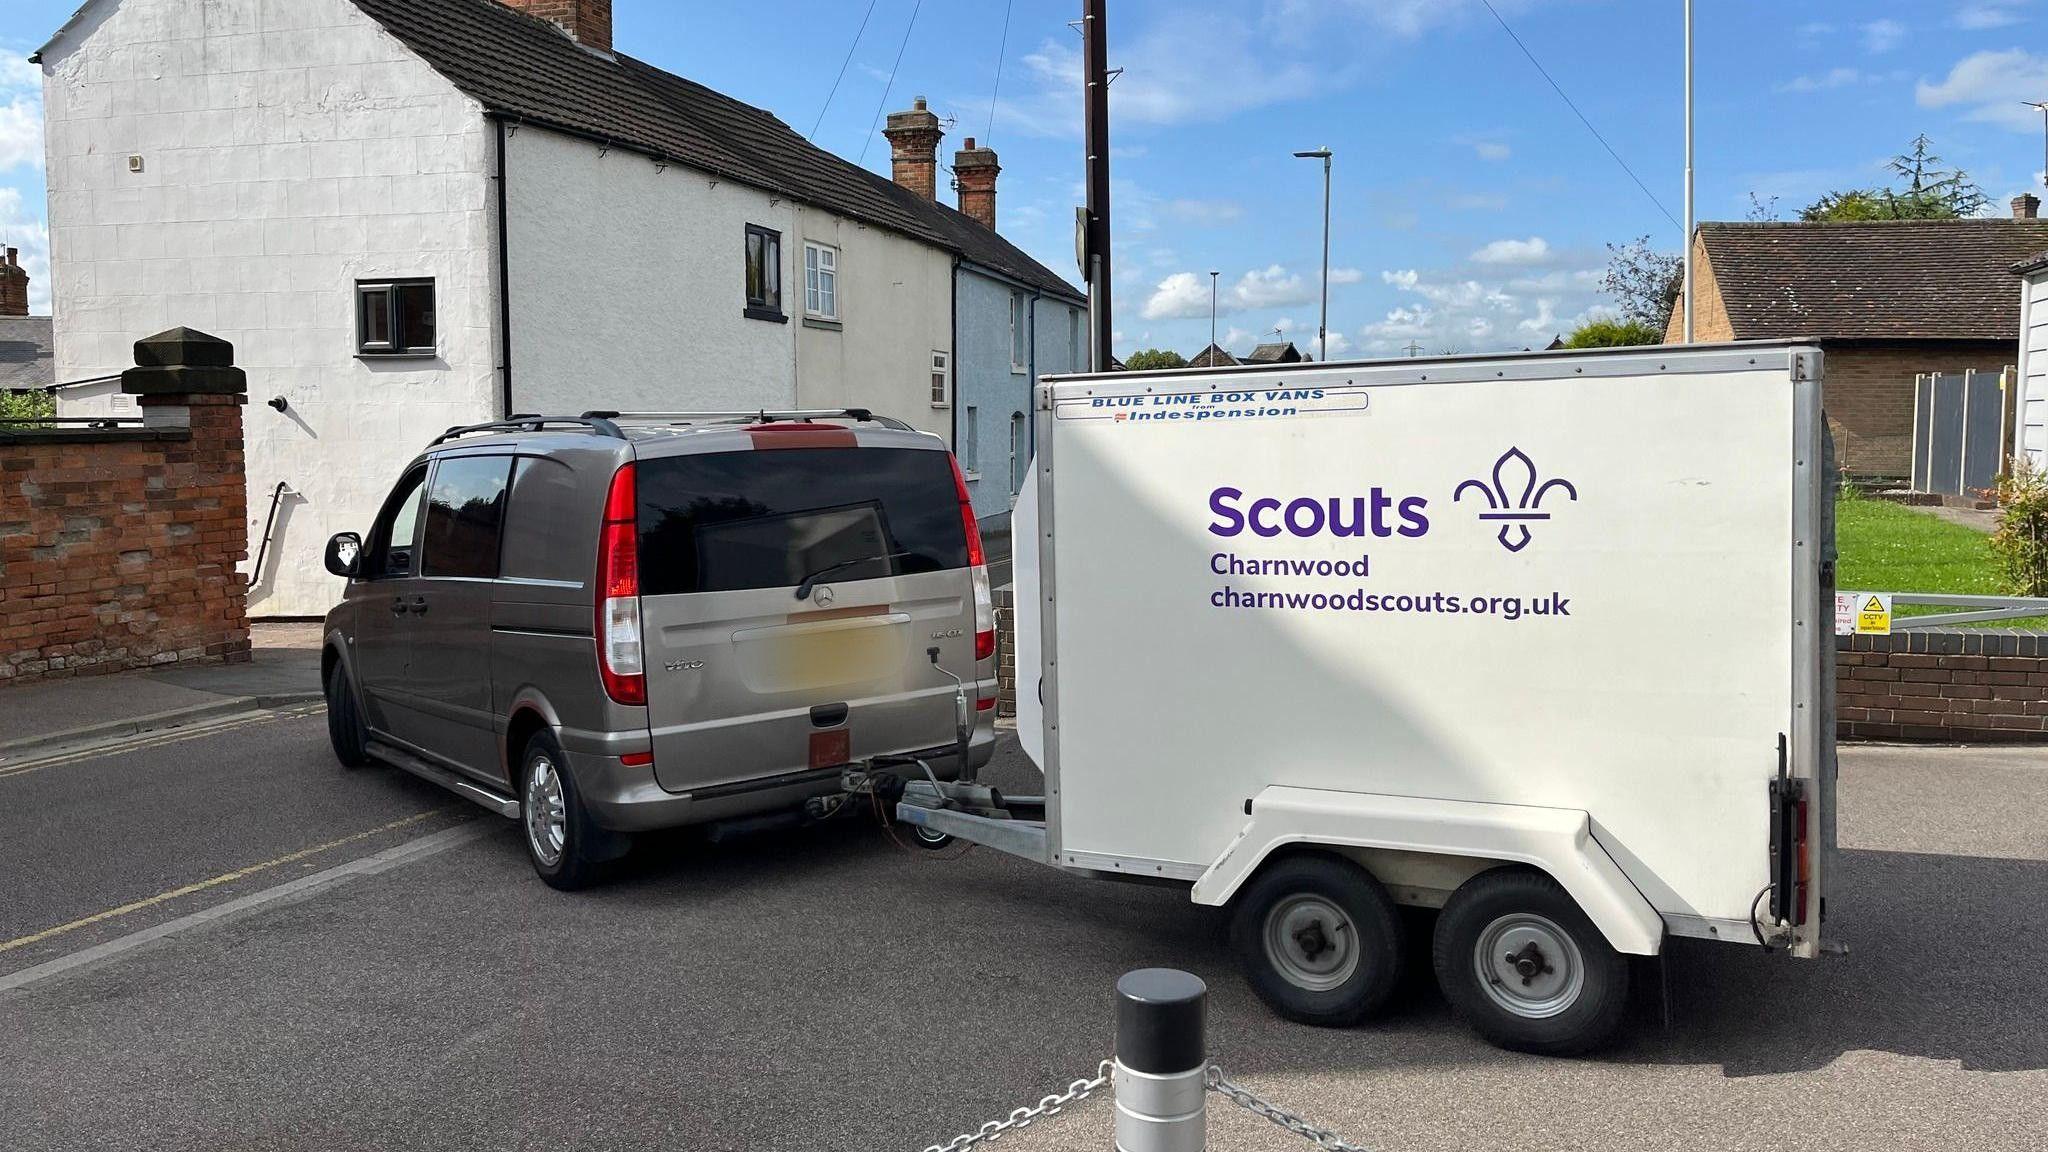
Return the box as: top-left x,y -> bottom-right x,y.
1230,854 -> 1406,1027
1432,869 -> 1629,1056
519,732 -> 605,891
324,662 -> 370,768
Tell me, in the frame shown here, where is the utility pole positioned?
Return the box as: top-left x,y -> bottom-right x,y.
1209,270 -> 1219,355
1682,0 -> 1695,344
2028,101 -> 2048,193
1082,0 -> 1113,371
1294,147 -> 1333,362
1403,340 -> 1423,358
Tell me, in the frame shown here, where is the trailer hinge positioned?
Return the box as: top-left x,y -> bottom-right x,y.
1767,732 -> 1810,927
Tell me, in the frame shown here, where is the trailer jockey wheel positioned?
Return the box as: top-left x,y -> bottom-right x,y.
1431,868 -> 1630,1056
1230,854 -> 1405,1027
909,823 -> 954,850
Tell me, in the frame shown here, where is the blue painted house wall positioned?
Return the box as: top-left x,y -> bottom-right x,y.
952,264 -> 1086,528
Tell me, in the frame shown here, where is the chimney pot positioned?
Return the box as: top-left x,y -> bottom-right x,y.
882,98 -> 945,201
2017,193 -> 2042,221
497,0 -> 612,54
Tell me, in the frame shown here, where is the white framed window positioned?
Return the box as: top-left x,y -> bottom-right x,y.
962,405 -> 980,475
930,350 -> 950,407
804,241 -> 839,321
1009,291 -> 1028,373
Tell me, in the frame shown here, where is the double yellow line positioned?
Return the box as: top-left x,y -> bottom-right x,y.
0,703 -> 324,780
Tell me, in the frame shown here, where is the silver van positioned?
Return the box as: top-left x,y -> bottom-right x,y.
320,410 -> 996,888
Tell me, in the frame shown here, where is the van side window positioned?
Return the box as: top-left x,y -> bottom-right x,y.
362,466 -> 428,579
499,456 -> 587,584
421,456 -> 512,579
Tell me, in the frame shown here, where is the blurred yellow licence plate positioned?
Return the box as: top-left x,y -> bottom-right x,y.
763,624 -> 892,689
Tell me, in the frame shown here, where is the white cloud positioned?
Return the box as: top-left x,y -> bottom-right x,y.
1862,18 -> 1906,52
1470,236 -> 1552,265
1473,141 -> 1512,161
1328,267 -> 1364,284
0,186 -> 51,314
1162,198 -> 1244,226
1777,67 -> 1864,93
1318,331 -> 1352,356
1356,257 -> 1613,357
1918,49 -> 2048,129
1223,326 -> 1252,347
1955,2 -> 2027,29
1142,264 -> 1318,320
0,52 -> 42,175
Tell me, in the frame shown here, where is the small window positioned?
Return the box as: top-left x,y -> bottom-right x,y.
745,225 -> 784,321
962,405 -> 979,475
804,241 -> 839,321
930,350 -> 950,407
356,279 -> 436,356
420,455 -> 512,579
1009,292 -> 1028,373
1009,411 -> 1027,494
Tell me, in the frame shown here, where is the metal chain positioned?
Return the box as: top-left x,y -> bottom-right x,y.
919,1059 -> 1114,1152
1206,1063 -> 1376,1152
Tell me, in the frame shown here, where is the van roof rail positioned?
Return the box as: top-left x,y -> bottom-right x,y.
430,414 -> 626,446
579,408 -> 916,432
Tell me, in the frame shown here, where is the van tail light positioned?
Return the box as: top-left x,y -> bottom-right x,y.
949,454 -> 996,663
596,462 -> 645,706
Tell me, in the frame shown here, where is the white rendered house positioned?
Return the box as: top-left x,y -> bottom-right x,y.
39,0 -> 1077,615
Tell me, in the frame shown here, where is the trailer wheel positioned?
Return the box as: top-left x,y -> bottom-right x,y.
1431,869 -> 1629,1055
1230,854 -> 1405,1027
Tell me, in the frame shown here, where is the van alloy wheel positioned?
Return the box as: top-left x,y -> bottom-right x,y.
1263,894 -> 1360,992
524,754 -> 568,868
1473,912 -> 1585,1020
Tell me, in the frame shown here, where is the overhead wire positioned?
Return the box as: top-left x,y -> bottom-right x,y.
1476,0 -> 1680,228
986,0 -> 1015,142
809,0 -> 882,140
858,0 -> 926,165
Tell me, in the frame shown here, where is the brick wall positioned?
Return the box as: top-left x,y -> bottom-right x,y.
994,584 -> 1017,717
1837,630 -> 2048,742
0,329 -> 251,685
1823,343 -> 2012,480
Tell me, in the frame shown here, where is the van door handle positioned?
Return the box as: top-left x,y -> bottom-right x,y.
408,597 -> 428,615
390,596 -> 407,616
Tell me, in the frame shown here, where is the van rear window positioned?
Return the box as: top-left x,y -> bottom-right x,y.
636,448 -> 969,596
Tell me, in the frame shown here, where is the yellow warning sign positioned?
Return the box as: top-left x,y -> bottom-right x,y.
1854,593 -> 1891,636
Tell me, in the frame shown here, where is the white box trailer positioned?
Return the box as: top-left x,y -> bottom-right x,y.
895,342 -> 1836,1054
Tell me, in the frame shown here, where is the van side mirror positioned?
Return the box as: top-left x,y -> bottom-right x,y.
325,532 -> 363,578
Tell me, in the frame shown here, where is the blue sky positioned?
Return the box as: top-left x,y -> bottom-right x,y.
2,0 -> 2045,358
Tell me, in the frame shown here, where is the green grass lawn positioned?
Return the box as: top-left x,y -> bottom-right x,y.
1833,495 -> 2041,625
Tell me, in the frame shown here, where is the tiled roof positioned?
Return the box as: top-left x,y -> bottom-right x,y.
0,316 -> 54,391
347,0 -> 1082,302
1698,219 -> 2048,341
1245,341 -> 1302,363
2017,249 -> 2048,277
1187,343 -> 1238,367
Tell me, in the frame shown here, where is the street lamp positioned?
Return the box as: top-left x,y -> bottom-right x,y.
1209,270 -> 1219,357
1293,147 -> 1333,362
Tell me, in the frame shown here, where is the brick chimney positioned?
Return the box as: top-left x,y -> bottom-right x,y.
0,248 -> 27,318
499,0 -> 612,53
953,138 -> 1000,231
2017,193 -> 2042,221
882,97 -> 943,200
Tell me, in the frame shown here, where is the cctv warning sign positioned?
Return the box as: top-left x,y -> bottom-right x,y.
1835,591 -> 1892,636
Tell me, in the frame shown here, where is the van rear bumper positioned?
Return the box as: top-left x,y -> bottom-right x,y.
569,727 -> 996,833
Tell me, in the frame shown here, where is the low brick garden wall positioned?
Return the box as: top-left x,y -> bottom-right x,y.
1837,630 -> 2048,742
0,329 -> 251,685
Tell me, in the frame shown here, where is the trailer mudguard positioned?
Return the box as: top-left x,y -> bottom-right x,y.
1190,786 -> 1665,956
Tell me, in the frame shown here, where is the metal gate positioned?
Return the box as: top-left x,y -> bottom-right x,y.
1911,369 -> 2015,496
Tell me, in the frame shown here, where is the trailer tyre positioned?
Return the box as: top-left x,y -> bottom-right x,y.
1432,869 -> 1629,1056
1230,854 -> 1406,1027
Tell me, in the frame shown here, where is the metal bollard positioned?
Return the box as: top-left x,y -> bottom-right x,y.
1113,968 -> 1207,1152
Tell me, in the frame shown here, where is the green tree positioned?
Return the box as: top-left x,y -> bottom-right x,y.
1123,348 -> 1187,371
1600,237 -> 1683,328
1801,135 -> 1988,222
1562,319 -> 1665,348
0,389 -> 54,422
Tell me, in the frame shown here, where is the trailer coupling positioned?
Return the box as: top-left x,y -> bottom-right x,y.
861,757 -> 1053,866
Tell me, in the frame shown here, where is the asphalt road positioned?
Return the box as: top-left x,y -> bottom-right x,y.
3,721 -> 2046,1151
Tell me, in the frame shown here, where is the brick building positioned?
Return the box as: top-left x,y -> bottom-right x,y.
1669,198 -> 2048,479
